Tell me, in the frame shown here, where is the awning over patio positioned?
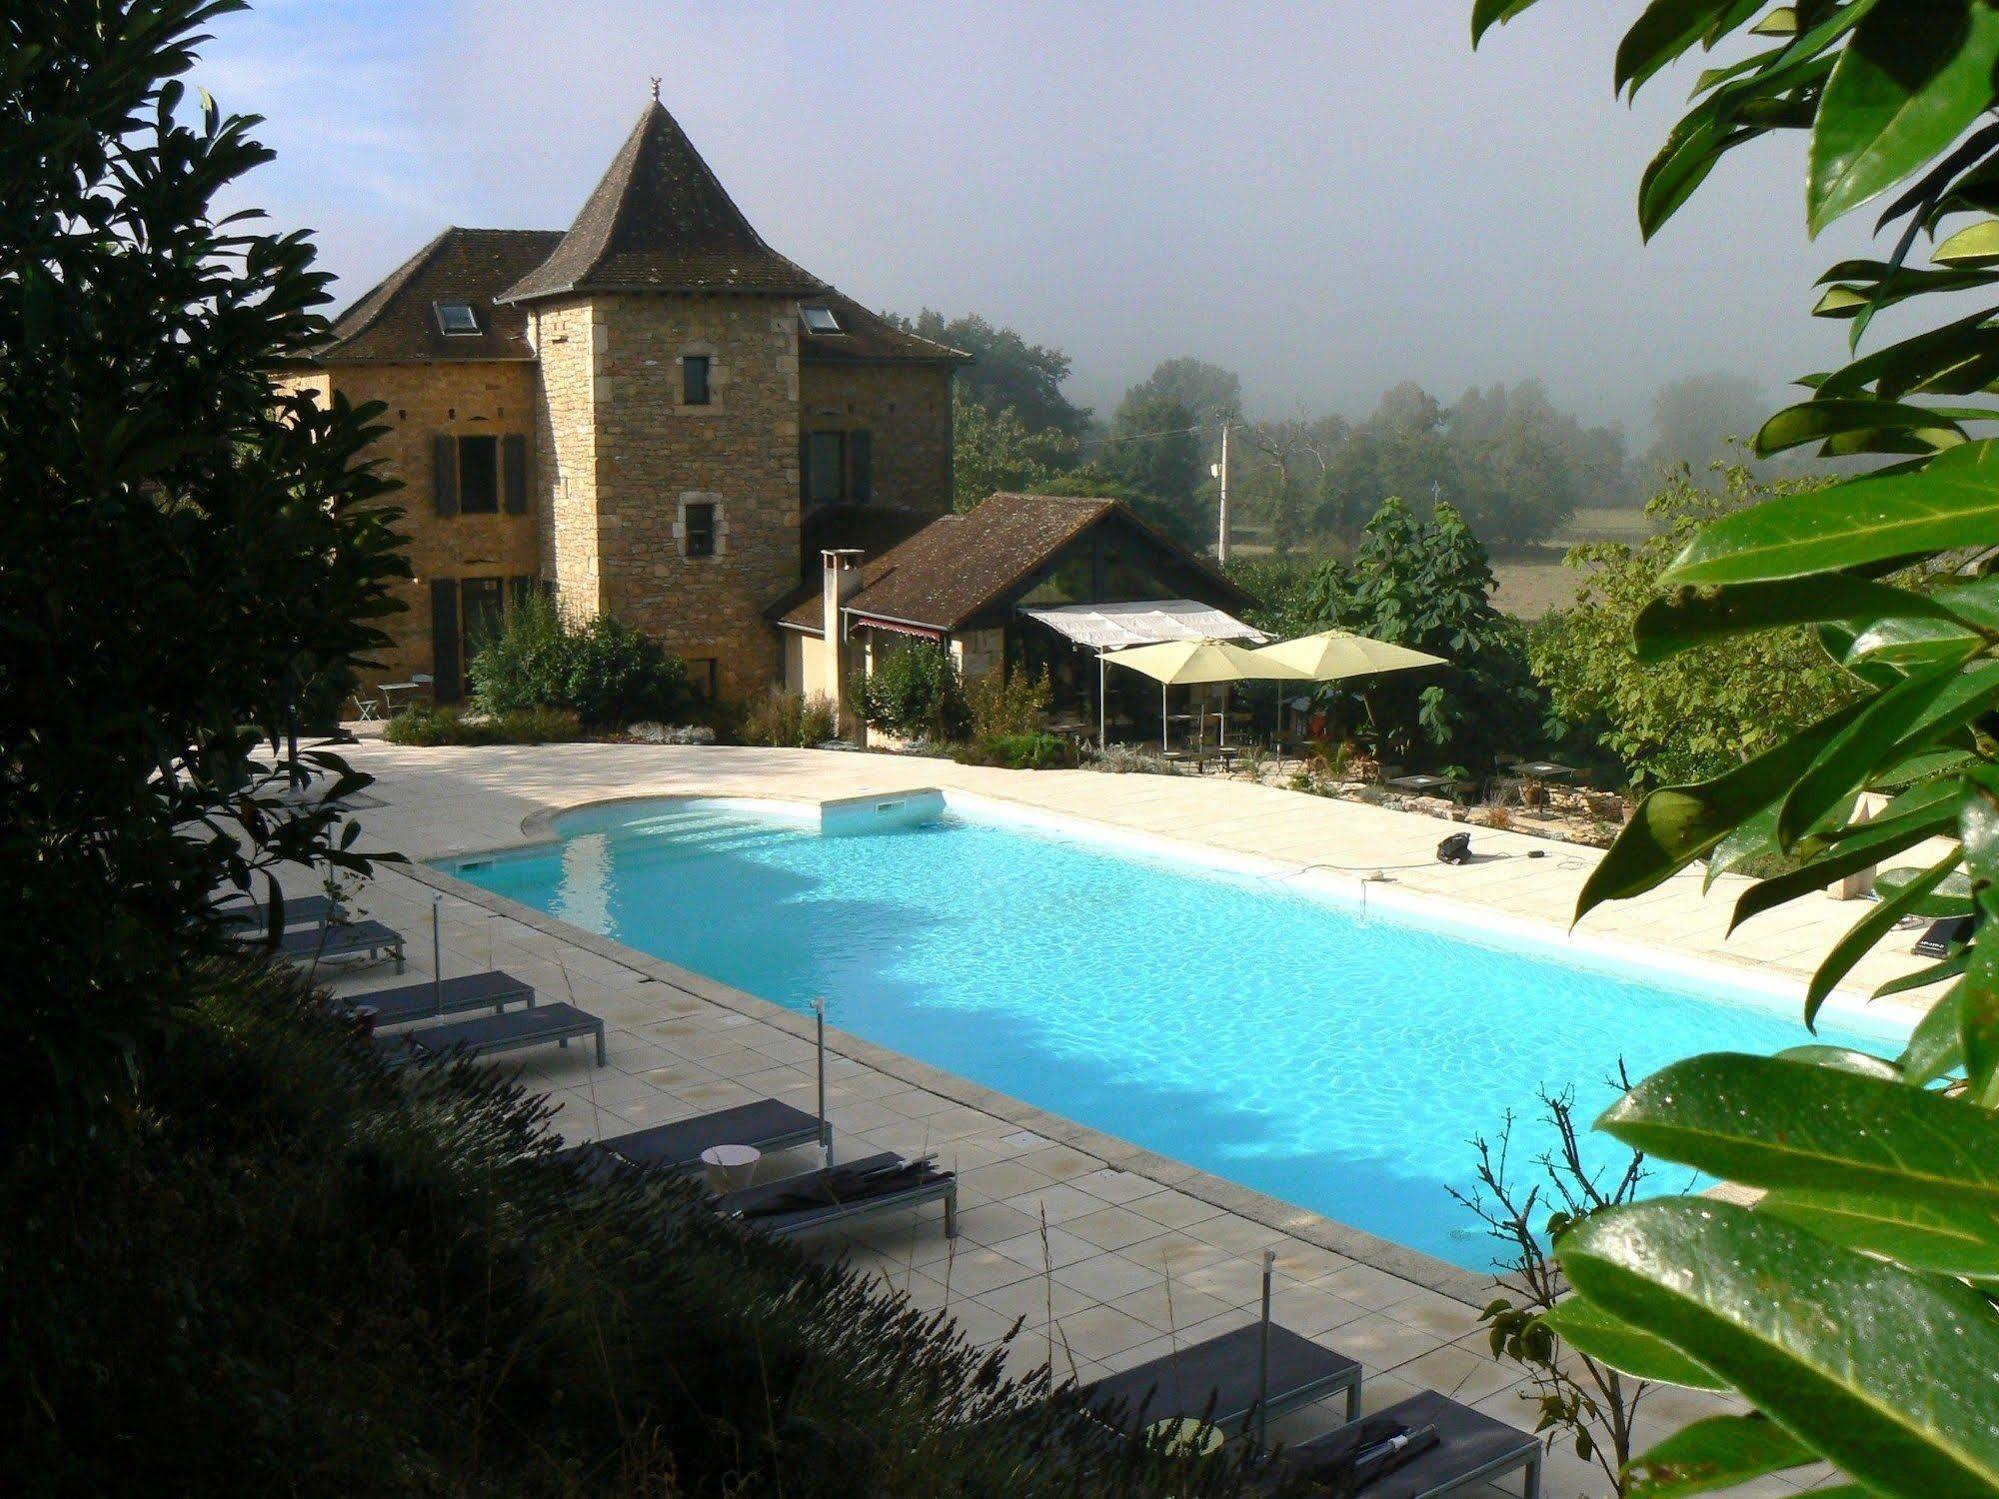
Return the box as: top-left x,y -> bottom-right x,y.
1020,599 -> 1267,651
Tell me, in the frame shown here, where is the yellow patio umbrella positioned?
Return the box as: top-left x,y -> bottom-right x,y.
1251,630 -> 1446,745
1100,639 -> 1307,751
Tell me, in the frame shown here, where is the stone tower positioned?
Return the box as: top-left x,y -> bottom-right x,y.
497,100 -> 828,698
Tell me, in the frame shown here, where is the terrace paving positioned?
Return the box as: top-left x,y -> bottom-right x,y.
299,736 -> 1921,1496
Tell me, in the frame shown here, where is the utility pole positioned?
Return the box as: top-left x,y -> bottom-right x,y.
1213,423 -> 1231,564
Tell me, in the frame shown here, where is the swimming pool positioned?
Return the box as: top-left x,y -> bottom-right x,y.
442,793 -> 1902,1271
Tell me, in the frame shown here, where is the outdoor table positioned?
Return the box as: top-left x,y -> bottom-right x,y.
1387,773 -> 1469,799
377,680 -> 424,715
1514,761 -> 1577,781
700,1143 -> 760,1194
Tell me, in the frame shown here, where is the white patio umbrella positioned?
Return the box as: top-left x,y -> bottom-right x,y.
1250,630 -> 1446,745
1101,639 -> 1308,751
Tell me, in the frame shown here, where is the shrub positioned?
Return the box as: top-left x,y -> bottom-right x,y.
383,706 -> 580,746
628,720 -> 718,745
1,955 -> 1249,1497
966,665 -> 1051,740
856,643 -> 968,740
740,687 -> 843,748
961,731 -> 1075,771
469,594 -> 689,728
1087,743 -> 1173,775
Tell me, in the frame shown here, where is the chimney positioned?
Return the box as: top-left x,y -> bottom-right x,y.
821,549 -> 864,720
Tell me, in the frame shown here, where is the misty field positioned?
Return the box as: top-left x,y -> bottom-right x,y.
1489,504 -> 1654,618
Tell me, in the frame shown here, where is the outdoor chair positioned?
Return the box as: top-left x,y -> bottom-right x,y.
1916,914 -> 1975,958
383,1001 -> 606,1068
278,919 -> 406,971
339,970 -> 535,1026
1081,1323 -> 1361,1435
1254,1389 -> 1540,1498
221,893 -> 339,931
712,1151 -> 956,1239
558,1099 -> 830,1180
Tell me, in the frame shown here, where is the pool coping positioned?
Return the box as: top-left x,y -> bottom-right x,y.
401,859 -> 1506,1310
416,780 -> 1902,1312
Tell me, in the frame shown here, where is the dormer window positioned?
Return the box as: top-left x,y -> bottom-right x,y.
435,301 -> 480,336
800,304 -> 842,335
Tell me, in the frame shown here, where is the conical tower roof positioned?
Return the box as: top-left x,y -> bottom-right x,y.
500,100 -> 827,303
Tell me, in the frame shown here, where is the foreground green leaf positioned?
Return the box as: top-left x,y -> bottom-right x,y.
1561,1199 -> 1999,1498
1663,439 -> 1999,585
1626,1413 -> 1818,1498
1759,1186 -> 1999,1284
1537,1293 -> 1728,1392
1598,1051 -> 1999,1204
1809,0 -> 1999,233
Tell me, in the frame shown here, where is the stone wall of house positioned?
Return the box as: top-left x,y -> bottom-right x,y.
799,361 -> 954,514
526,301 -> 604,618
951,626 -> 1006,683
582,291 -> 801,700
302,361 -> 539,692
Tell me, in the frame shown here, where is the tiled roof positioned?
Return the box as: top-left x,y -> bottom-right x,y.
500,101 -> 826,303
775,493 -> 1251,635
801,294 -> 971,365
302,228 -> 561,363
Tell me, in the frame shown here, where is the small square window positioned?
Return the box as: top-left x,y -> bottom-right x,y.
800,304 -> 841,334
435,301 -> 480,336
683,355 -> 711,406
684,501 -> 716,558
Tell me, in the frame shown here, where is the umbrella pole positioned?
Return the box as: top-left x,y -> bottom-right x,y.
1256,1247 -> 1275,1447
1098,649 -> 1106,748
431,894 -> 443,1016
815,996 -> 829,1167
1161,681 -> 1168,753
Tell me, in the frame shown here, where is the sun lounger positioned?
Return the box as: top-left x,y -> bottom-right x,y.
1915,914 -> 1975,958
1083,1323 -> 1361,1432
563,1099 -> 830,1179
220,894 -> 339,930
339,971 -> 535,1026
278,919 -> 406,970
1258,1389 -> 1540,1498
713,1151 -> 956,1238
390,1001 -> 606,1067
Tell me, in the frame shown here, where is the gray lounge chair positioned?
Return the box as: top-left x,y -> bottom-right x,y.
279,919 -> 406,970
1083,1323 -> 1361,1432
1259,1389 -> 1540,1498
563,1099 -> 829,1178
715,1151 -> 956,1238
389,1001 -> 606,1067
340,971 -> 534,1026
221,894 -> 339,930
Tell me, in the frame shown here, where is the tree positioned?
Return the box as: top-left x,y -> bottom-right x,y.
1101,389 -> 1207,538
2,0 -> 408,1137
951,400 -> 1081,510
1118,356 -> 1243,430
897,309 -> 1092,437
1640,372 -> 1768,483
1298,498 -> 1543,769
1475,4 -> 1999,1494
1531,466 -> 1859,787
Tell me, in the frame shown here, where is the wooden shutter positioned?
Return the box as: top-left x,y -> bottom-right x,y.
502,434 -> 528,514
430,578 -> 462,702
433,435 -> 459,517
850,430 -> 872,503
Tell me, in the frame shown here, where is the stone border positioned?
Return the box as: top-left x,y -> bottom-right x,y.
397,854 -> 1502,1310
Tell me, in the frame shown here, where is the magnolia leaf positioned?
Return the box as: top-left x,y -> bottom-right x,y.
1580,701 -> 1867,917
1598,1051 -> 1999,1205
1777,663 -> 1968,848
1935,217 -> 1999,265
1755,396 -> 1976,455
1627,1413 -> 1818,1498
1762,1186 -> 1999,1285
1774,1043 -> 1904,1080
1537,1293 -> 1728,1391
1634,572 -> 1943,657
1664,439 -> 1999,585
1809,850 -> 1961,1021
1469,0 -> 1543,45
1809,0 -> 1999,233
1562,1199 -> 1999,1498
1904,978 -> 1968,1084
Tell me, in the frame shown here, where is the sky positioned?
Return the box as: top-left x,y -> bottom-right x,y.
197,0 -> 1889,438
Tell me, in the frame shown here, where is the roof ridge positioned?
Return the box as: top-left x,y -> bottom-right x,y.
320,227 -> 457,352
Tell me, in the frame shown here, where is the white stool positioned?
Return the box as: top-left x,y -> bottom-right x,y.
700,1143 -> 760,1194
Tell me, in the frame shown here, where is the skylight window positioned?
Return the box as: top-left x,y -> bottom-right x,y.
434,301 -> 481,336
800,304 -> 842,335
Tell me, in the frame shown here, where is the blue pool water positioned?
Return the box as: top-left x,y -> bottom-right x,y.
445,796 -> 1898,1270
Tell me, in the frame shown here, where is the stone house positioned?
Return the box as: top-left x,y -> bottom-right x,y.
282,97 -> 968,704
